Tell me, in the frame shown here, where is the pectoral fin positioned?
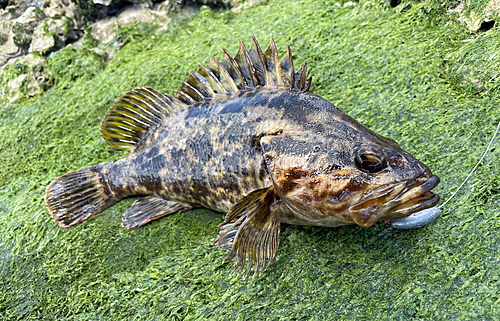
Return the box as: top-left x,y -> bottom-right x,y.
214,186 -> 281,278
122,197 -> 193,229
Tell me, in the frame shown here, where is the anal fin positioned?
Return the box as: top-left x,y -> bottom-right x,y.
214,186 -> 281,278
122,197 -> 193,229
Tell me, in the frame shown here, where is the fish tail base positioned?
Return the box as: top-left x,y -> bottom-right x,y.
45,163 -> 118,227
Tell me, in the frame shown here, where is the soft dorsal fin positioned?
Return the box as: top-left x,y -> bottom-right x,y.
175,36 -> 312,105
100,87 -> 188,151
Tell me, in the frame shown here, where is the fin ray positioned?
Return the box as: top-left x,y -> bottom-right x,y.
122,197 -> 193,229
214,186 -> 281,278
101,87 -> 188,151
45,164 -> 119,227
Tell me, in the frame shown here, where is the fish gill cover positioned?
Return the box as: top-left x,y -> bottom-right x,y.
0,0 -> 499,319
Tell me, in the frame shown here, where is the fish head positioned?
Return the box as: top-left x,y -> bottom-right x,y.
260,113 -> 440,228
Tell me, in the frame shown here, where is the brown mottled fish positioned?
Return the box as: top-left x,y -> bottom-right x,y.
45,37 -> 440,277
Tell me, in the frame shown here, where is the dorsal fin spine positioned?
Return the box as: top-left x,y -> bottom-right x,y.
273,41 -> 284,88
207,56 -> 221,80
176,89 -> 196,105
180,81 -> 204,102
280,45 -> 295,88
243,42 -> 259,88
249,36 -> 267,86
164,93 -> 188,111
263,39 -> 276,87
198,64 -> 226,94
295,60 -> 307,90
234,41 -> 254,88
218,60 -> 238,93
209,56 -> 236,93
222,49 -> 246,90
188,71 -> 214,98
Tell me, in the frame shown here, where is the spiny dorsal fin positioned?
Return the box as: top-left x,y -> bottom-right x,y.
176,37 -> 312,105
100,87 -> 188,151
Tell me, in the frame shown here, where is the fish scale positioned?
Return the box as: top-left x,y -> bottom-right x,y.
45,37 -> 440,278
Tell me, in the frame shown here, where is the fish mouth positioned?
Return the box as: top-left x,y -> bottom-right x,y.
385,175 -> 440,218
348,175 -> 440,227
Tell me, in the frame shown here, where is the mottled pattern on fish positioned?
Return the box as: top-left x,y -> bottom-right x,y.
45,37 -> 440,277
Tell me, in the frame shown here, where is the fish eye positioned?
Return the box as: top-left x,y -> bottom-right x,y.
354,146 -> 387,173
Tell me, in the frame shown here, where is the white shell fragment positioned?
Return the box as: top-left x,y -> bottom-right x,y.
389,207 -> 441,229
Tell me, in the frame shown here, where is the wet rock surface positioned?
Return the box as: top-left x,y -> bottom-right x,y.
448,0 -> 499,32
0,0 -> 308,102
0,0 -> 177,101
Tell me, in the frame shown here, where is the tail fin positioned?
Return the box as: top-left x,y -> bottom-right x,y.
45,163 -> 119,227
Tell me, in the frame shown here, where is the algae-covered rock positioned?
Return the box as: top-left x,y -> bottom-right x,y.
454,0 -> 500,31
11,6 -> 45,49
45,44 -> 105,85
29,16 -> 75,54
0,56 -> 46,101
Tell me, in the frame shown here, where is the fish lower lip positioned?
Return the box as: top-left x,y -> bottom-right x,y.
389,192 -> 440,216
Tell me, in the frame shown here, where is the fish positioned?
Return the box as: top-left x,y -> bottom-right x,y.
45,37 -> 440,277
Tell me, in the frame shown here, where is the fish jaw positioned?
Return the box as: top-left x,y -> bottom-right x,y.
348,175 -> 440,227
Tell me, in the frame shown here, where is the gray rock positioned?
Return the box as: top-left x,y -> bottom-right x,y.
116,7 -> 169,28
25,0 -> 50,8
43,0 -> 85,29
92,0 -> 113,5
0,6 -> 23,20
11,6 -> 45,49
30,16 -> 74,54
0,18 -> 13,46
0,20 -> 19,60
91,17 -> 117,46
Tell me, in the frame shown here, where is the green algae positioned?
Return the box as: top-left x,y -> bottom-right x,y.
445,26 -> 500,94
1,0 -> 500,319
45,45 -> 106,88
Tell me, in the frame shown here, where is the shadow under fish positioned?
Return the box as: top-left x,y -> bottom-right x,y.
45,37 -> 440,278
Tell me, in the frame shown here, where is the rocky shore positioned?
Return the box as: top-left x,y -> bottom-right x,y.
0,0 -> 255,101
0,0 -> 497,103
